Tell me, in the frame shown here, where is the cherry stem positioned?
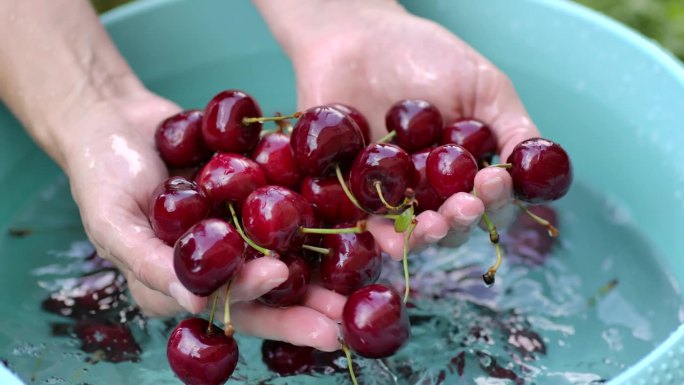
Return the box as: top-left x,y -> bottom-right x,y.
242,111 -> 302,125
224,281 -> 235,338
377,130 -> 397,143
301,244 -> 331,255
481,211 -> 503,285
228,202 -> 273,257
207,292 -> 220,334
489,163 -> 512,169
300,220 -> 366,235
341,343 -> 359,385
335,164 -> 369,214
402,220 -> 417,303
514,200 -> 559,237
374,181 -> 405,212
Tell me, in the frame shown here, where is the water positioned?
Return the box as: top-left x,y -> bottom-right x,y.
0,174 -> 681,385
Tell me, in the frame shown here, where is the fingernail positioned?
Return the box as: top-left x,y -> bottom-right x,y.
260,276 -> 287,293
169,282 -> 196,313
481,176 -> 504,200
424,227 -> 448,243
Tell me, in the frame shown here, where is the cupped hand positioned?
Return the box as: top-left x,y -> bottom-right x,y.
290,4 -> 540,257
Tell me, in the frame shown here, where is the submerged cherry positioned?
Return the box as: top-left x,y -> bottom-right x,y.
442,119 -> 497,165
328,103 -> 371,145
167,318 -> 239,385
342,284 -> 410,358
411,149 -> 446,212
202,90 -> 262,153
251,132 -> 303,188
174,219 -> 246,296
149,176 -> 211,245
75,320 -> 141,363
320,230 -> 382,295
196,153 -> 266,205
300,176 -> 366,225
155,109 -> 213,168
507,138 -> 573,204
259,254 -> 310,307
385,99 -> 443,152
426,144 -> 478,199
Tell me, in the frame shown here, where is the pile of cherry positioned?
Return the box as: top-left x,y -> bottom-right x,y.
149,89 -> 572,385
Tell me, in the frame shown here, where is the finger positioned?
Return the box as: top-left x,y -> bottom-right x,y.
436,192 -> 485,248
124,269 -> 189,317
301,284 -> 347,321
230,257 -> 289,302
367,210 -> 449,260
474,167 -> 513,211
231,302 -> 341,352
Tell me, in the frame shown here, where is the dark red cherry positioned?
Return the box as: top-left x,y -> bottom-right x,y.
75,320 -> 141,363
251,132 -> 303,188
259,254 -> 310,307
503,205 -> 558,265
174,219 -> 245,296
442,119 -> 497,165
196,153 -> 266,205
300,176 -> 366,225
426,144 -> 478,199
411,149 -> 446,212
349,143 -> 417,214
242,186 -> 314,253
290,106 -> 364,176
342,284 -> 410,358
507,138 -> 573,204
167,318 -> 239,385
42,270 -> 126,319
202,90 -> 262,153
155,109 -> 212,168
385,99 -> 443,152
320,230 -> 382,295
149,176 -> 211,245
328,103 -> 371,144
261,340 -> 315,376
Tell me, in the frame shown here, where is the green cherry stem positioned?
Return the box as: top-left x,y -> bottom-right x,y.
402,219 -> 417,303
513,200 -> 559,237
376,130 -> 397,143
224,281 -> 235,338
300,220 -> 366,235
242,111 -> 302,125
488,163 -> 512,169
206,292 -> 220,334
301,244 -> 331,255
481,211 -> 503,285
341,343 -> 359,385
374,181 -> 405,212
335,164 -> 369,214
228,202 -> 273,257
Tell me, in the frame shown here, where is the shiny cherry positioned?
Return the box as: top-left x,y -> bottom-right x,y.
196,153 -> 266,205
174,219 -> 245,296
202,89 -> 262,153
75,320 -> 141,363
300,176 -> 366,225
42,270 -> 125,319
167,318 -> 239,385
149,176 -> 211,245
155,109 -> 213,168
290,106 -> 364,176
328,103 -> 371,144
259,254 -> 310,307
261,340 -> 315,376
342,284 -> 410,358
385,99 -> 442,152
411,149 -> 446,212
442,119 -> 497,165
320,230 -> 382,295
251,132 -> 303,188
426,144 -> 478,199
349,143 -> 417,214
242,186 -> 315,253
507,138 -> 573,203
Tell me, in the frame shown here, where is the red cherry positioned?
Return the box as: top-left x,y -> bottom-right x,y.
425,144 -> 478,199
174,219 -> 245,296
75,320 -> 141,363
300,176 -> 366,225
261,340 -> 315,376
442,119 -> 497,165
155,109 -> 213,168
342,284 -> 410,358
251,132 -> 303,188
328,103 -> 371,144
385,99 -> 442,152
42,270 -> 125,319
349,143 -> 417,214
202,90 -> 262,153
290,106 -> 364,176
196,153 -> 266,205
259,254 -> 310,307
167,318 -> 239,385
507,138 -> 573,204
320,231 -> 382,295
148,176 -> 211,245
411,149 -> 446,212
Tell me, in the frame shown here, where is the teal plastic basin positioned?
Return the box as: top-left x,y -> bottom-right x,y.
1,0 -> 683,384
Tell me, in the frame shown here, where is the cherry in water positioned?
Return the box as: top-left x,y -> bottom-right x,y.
202,90 -> 262,153
328,103 -> 371,144
442,119 -> 497,165
196,153 -> 267,205
167,318 -> 239,385
259,254 -> 310,307
42,270 -> 126,319
75,320 -> 141,363
426,144 -> 478,199
411,149 -> 446,212
148,176 -> 211,245
155,109 -> 213,168
300,176 -> 366,225
290,106 -> 364,176
320,230 -> 382,295
252,132 -> 303,188
174,219 -> 246,296
385,99 -> 443,152
342,284 -> 410,358
507,138 -> 573,204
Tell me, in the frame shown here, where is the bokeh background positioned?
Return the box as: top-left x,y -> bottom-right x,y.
92,0 -> 683,61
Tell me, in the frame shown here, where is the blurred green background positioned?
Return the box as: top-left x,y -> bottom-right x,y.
92,0 -> 683,60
